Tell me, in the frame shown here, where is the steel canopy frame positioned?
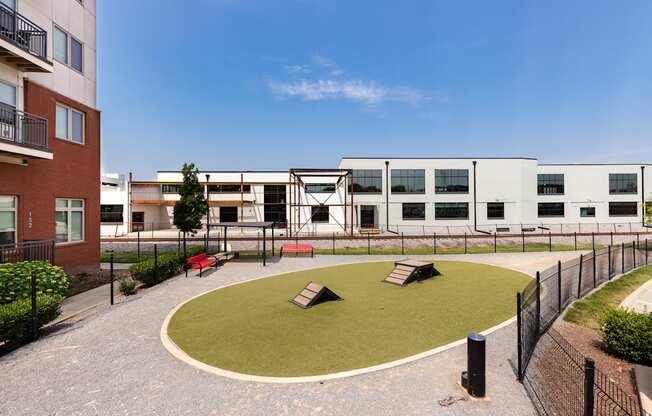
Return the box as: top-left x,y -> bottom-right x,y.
288,168 -> 354,237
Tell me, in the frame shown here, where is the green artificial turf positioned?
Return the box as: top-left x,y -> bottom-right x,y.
564,264 -> 652,330
167,260 -> 530,377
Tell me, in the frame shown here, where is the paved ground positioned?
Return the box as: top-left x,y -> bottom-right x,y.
621,278 -> 652,313
0,252 -> 578,416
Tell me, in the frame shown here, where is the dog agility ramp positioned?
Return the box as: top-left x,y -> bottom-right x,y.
383,260 -> 439,286
290,282 -> 343,309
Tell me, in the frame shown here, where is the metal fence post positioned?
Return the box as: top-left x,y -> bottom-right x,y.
137,231 -> 141,260
110,253 -> 114,306
549,232 -> 552,252
592,250 -> 597,288
31,270 -> 38,341
578,254 -> 584,298
154,244 -> 158,283
332,232 -> 335,255
584,358 -> 595,416
433,232 -> 437,254
646,239 -> 649,264
621,242 -> 625,273
633,240 -> 636,266
522,232 -> 525,252
367,232 -> 370,255
516,292 -> 523,382
536,272 -> 541,335
494,232 -> 497,253
401,233 -> 404,255
464,233 -> 467,254
608,245 -> 612,279
610,231 -> 613,247
574,231 -> 578,251
592,232 -> 595,251
557,260 -> 562,313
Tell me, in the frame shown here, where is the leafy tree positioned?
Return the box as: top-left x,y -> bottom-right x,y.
646,193 -> 652,226
173,163 -> 208,257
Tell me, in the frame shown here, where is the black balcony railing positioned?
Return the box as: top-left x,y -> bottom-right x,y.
0,3 -> 48,62
0,240 -> 55,264
0,102 -> 48,150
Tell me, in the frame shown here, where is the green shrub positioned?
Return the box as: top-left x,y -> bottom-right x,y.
127,246 -> 208,287
119,277 -> 138,296
0,261 -> 69,305
0,295 -> 63,346
600,308 -> 652,365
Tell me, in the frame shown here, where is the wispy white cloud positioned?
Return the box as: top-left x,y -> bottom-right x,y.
268,79 -> 426,106
311,54 -> 345,77
284,64 -> 311,74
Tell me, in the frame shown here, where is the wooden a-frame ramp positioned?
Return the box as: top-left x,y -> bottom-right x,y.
290,282 -> 343,309
383,260 -> 440,286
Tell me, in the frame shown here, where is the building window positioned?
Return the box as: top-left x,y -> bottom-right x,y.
71,37 -> 83,72
311,206 -> 329,223
53,25 -> 83,73
609,202 -> 638,217
264,185 -> 286,225
487,202 -> 505,219
161,184 -> 182,194
0,196 -> 16,245
580,207 -> 596,218
207,184 -> 251,193
350,169 -> 382,193
56,103 -> 84,143
538,202 -> 564,217
56,199 -> 84,244
435,169 -> 469,193
537,174 -> 564,195
609,174 -> 637,195
402,203 -> 425,220
435,202 -> 469,219
305,183 -> 336,193
391,169 -> 425,193
0,80 -> 16,107
100,205 -> 123,224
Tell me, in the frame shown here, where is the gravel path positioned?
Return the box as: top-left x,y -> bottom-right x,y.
0,252 -> 578,416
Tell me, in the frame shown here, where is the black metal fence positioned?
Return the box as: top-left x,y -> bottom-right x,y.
517,239 -> 651,416
0,240 -> 55,264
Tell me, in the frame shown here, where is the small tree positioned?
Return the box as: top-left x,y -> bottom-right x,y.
646,193 -> 652,226
173,163 -> 208,257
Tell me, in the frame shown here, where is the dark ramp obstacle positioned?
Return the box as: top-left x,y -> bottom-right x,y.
290,282 -> 343,309
383,260 -> 440,287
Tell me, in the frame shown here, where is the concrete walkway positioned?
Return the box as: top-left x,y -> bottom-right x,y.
621,278 -> 652,313
0,252 -> 578,416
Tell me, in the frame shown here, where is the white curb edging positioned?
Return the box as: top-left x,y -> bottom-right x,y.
160,257 -> 525,384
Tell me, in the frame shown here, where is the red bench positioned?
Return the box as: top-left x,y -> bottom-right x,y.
280,244 -> 314,258
185,253 -> 220,277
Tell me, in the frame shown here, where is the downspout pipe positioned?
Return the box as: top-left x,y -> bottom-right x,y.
473,161 -> 491,235
385,160 -> 397,234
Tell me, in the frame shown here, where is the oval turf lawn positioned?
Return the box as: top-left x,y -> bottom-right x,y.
167,261 -> 530,377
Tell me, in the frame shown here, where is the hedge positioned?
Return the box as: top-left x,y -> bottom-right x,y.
128,246 -> 205,287
0,295 -> 63,346
0,261 -> 69,305
600,308 -> 652,365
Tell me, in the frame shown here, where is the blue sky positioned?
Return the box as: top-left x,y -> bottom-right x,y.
99,0 -> 652,179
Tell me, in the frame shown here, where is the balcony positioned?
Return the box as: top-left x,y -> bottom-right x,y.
0,103 -> 51,162
0,3 -> 53,73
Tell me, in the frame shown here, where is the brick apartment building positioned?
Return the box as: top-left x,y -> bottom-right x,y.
0,0 -> 99,274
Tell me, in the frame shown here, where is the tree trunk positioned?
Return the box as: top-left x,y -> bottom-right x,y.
183,232 -> 187,258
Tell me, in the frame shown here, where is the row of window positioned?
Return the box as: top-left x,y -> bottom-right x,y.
0,196 -> 84,245
537,173 -> 638,195
537,202 -> 639,218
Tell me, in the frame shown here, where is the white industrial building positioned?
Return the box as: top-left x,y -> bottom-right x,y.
103,158 -> 651,237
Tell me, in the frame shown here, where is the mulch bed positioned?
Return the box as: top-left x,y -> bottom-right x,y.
66,270 -> 128,298
553,320 -> 638,397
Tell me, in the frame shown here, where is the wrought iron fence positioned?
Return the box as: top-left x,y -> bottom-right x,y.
0,102 -> 48,149
517,240 -> 651,416
0,240 -> 55,264
0,2 -> 48,61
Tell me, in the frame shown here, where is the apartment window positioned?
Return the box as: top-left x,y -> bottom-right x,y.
435,203 -> 469,219
161,184 -> 182,194
391,169 -> 425,193
609,202 -> 637,217
54,25 -> 83,73
311,206 -> 329,223
435,169 -> 469,193
264,185 -> 286,225
100,205 -> 123,224
538,202 -> 564,217
487,202 -> 505,219
0,80 -> 16,107
56,103 -> 84,143
402,203 -> 425,220
537,174 -> 564,195
305,183 -> 336,193
580,207 -> 596,218
71,37 -> 83,72
56,199 -> 84,244
350,169 -> 382,193
0,196 -> 16,245
208,184 -> 251,193
609,174 -> 637,195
